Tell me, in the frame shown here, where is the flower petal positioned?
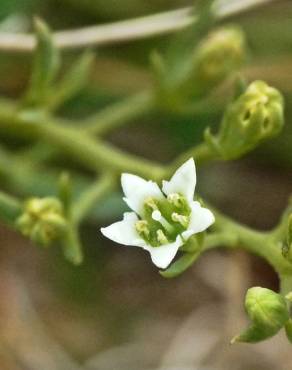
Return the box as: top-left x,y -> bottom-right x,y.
143,236 -> 183,269
162,158 -> 196,202
100,212 -> 145,246
187,201 -> 215,234
121,173 -> 164,216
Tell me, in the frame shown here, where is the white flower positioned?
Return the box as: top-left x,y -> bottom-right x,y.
100,158 -> 215,269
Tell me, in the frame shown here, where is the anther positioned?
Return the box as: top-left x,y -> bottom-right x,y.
172,212 -> 189,228
156,229 -> 169,245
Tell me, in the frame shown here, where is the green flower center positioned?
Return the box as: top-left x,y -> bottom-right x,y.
135,193 -> 191,247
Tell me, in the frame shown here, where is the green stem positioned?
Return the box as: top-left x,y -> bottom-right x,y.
84,91 -> 154,135
0,102 -> 165,180
165,142 -> 217,177
0,190 -> 22,226
208,205 -> 292,276
204,231 -> 238,250
61,225 -> 83,265
72,173 -> 115,223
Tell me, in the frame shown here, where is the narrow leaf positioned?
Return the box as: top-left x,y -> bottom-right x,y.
48,51 -> 95,110
160,252 -> 199,278
25,18 -> 60,107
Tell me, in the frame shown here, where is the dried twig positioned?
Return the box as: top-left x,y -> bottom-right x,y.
0,0 -> 277,52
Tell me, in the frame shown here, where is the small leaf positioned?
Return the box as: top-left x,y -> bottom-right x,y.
160,252 -> 199,278
48,51 -> 95,110
25,18 -> 60,107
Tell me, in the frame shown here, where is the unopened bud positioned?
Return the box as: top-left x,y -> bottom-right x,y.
16,197 -> 67,246
205,80 -> 284,160
231,287 -> 289,343
191,26 -> 246,94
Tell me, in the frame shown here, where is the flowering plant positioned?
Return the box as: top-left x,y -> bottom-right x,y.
0,1 -> 291,348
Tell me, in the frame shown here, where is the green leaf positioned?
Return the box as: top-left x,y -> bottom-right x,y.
48,51 -> 95,111
25,18 -> 60,107
160,252 -> 199,278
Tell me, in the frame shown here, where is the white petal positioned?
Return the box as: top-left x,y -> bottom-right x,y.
143,236 -> 183,269
187,201 -> 215,234
100,212 -> 145,246
181,229 -> 196,240
162,158 -> 196,202
121,173 -> 164,216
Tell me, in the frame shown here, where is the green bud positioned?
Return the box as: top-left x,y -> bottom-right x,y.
191,26 -> 246,95
231,287 -> 289,344
205,80 -> 284,160
16,197 -> 67,246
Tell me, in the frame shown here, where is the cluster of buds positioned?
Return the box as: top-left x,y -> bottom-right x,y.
205,80 -> 284,159
232,287 -> 289,343
190,26 -> 246,95
16,197 -> 67,246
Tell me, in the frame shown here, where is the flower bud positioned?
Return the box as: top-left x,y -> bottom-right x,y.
205,80 -> 284,160
231,287 -> 289,343
16,197 -> 67,246
191,26 -> 246,95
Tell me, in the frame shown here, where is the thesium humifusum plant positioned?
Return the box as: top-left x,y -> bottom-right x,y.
0,0 -> 292,353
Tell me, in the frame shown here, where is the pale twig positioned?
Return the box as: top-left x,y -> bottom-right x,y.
0,0 -> 277,52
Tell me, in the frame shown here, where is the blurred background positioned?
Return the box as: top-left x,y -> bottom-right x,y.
0,0 -> 292,369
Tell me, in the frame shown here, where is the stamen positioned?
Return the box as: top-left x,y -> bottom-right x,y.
135,220 -> 150,239
156,229 -> 169,245
172,212 -> 189,228
167,193 -> 190,214
167,193 -> 182,208
152,210 -> 174,233
144,197 -> 158,211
